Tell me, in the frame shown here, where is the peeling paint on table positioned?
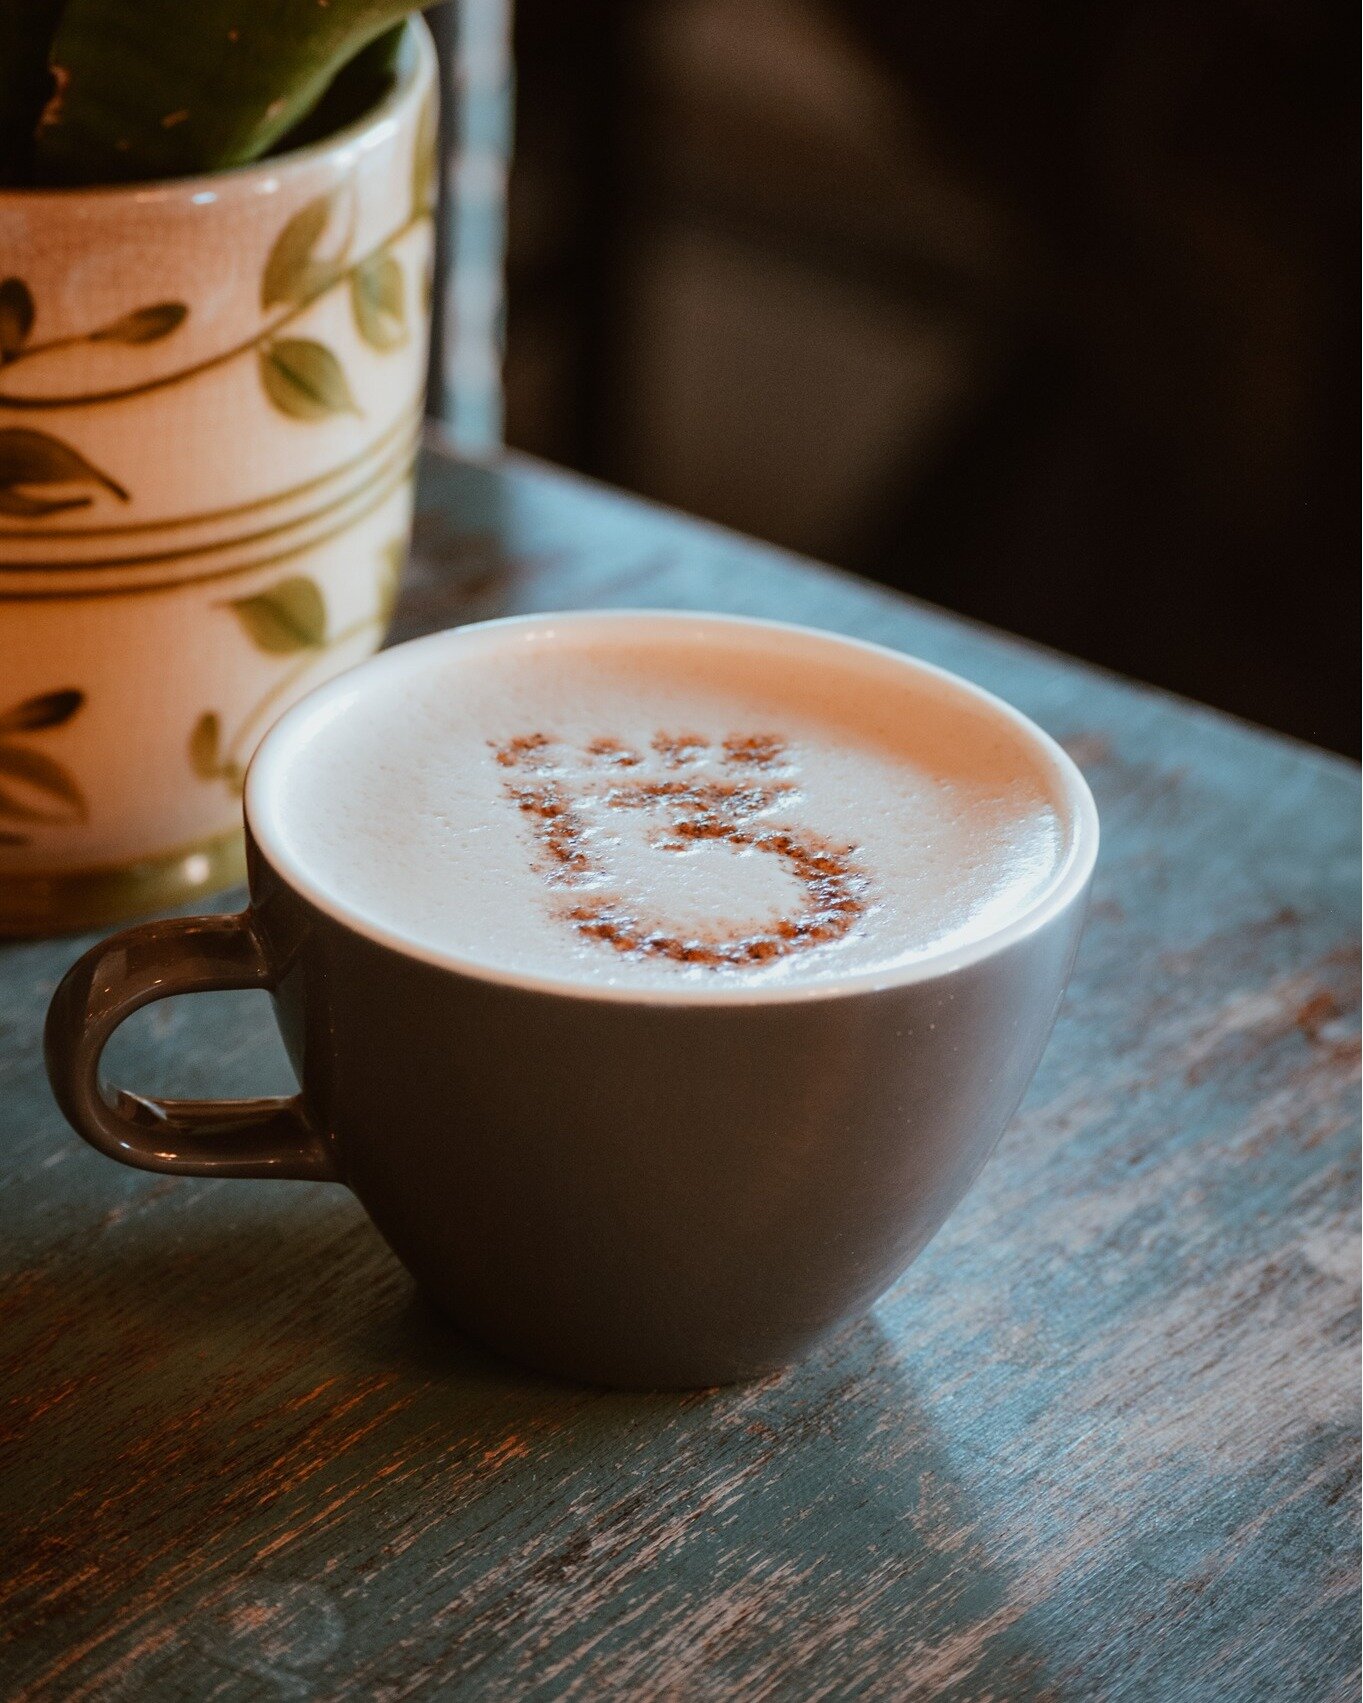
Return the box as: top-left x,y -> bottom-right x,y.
2,440 -> 1358,1700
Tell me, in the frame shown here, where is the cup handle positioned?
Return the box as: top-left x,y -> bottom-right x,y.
44,911 -> 337,1181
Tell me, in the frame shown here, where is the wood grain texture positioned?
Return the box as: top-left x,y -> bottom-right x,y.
2,437 -> 1358,1700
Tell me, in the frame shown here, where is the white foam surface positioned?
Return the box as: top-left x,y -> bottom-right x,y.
270,625 -> 1070,990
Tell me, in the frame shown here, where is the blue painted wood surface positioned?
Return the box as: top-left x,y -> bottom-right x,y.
2,440 -> 1358,1699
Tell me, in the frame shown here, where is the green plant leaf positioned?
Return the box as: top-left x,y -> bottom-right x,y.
227,577 -> 327,654
351,252 -> 407,350
261,195 -> 339,309
411,86 -> 438,220
189,711 -> 220,779
90,302 -> 188,344
0,689 -> 84,734
259,340 -> 358,422
0,0 -> 64,185
32,3 -> 424,185
0,427 -> 128,513
0,744 -> 87,823
0,278 -> 35,359
276,26 -> 405,155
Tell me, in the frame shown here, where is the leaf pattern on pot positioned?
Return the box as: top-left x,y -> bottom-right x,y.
0,190 -> 415,439
259,339 -> 358,421
0,278 -> 35,360
375,536 -> 406,626
90,302 -> 188,345
411,88 -> 438,221
0,427 -> 129,518
188,710 -> 247,792
0,687 -> 87,841
261,193 -> 341,309
189,711 -> 221,780
227,576 -> 328,653
351,252 -> 407,351
0,688 -> 84,734
199,561 -> 408,794
0,746 -> 87,823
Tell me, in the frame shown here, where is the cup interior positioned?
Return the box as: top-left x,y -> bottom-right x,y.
245,609 -> 1099,1002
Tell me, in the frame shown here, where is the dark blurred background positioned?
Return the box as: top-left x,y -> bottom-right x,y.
499,0 -> 1356,754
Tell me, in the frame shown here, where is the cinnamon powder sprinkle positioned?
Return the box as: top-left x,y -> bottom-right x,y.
586,737 -> 642,766
493,732 -> 554,769
722,733 -> 788,769
491,731 -> 869,969
651,731 -> 710,767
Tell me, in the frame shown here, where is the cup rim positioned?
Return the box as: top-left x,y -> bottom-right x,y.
245,609 -> 1101,1006
0,15 -> 434,205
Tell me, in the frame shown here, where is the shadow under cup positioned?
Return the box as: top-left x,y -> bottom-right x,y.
44,611 -> 1099,1389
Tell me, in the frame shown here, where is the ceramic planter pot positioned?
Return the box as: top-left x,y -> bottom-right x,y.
0,20 -> 437,935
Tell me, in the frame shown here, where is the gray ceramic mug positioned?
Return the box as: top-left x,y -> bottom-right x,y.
45,612 -> 1099,1389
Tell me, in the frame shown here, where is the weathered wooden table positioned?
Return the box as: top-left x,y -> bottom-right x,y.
3,442 -> 1359,1700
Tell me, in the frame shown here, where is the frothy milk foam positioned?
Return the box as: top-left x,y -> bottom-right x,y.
270,624 -> 1071,990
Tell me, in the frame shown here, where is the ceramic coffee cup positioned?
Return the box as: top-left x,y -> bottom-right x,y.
44,611 -> 1099,1389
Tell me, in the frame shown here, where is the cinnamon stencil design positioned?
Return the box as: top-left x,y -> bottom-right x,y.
492,730 -> 869,968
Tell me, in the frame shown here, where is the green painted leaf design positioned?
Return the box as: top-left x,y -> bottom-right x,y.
0,744 -> 87,823
0,278 -> 35,359
0,490 -> 92,518
0,689 -> 84,734
227,577 -> 327,654
189,711 -> 221,779
90,302 -> 188,345
412,87 -> 438,221
375,537 -> 406,625
259,340 -> 358,422
261,194 -> 339,309
351,252 -> 407,351
0,787 -> 43,824
0,427 -> 128,516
